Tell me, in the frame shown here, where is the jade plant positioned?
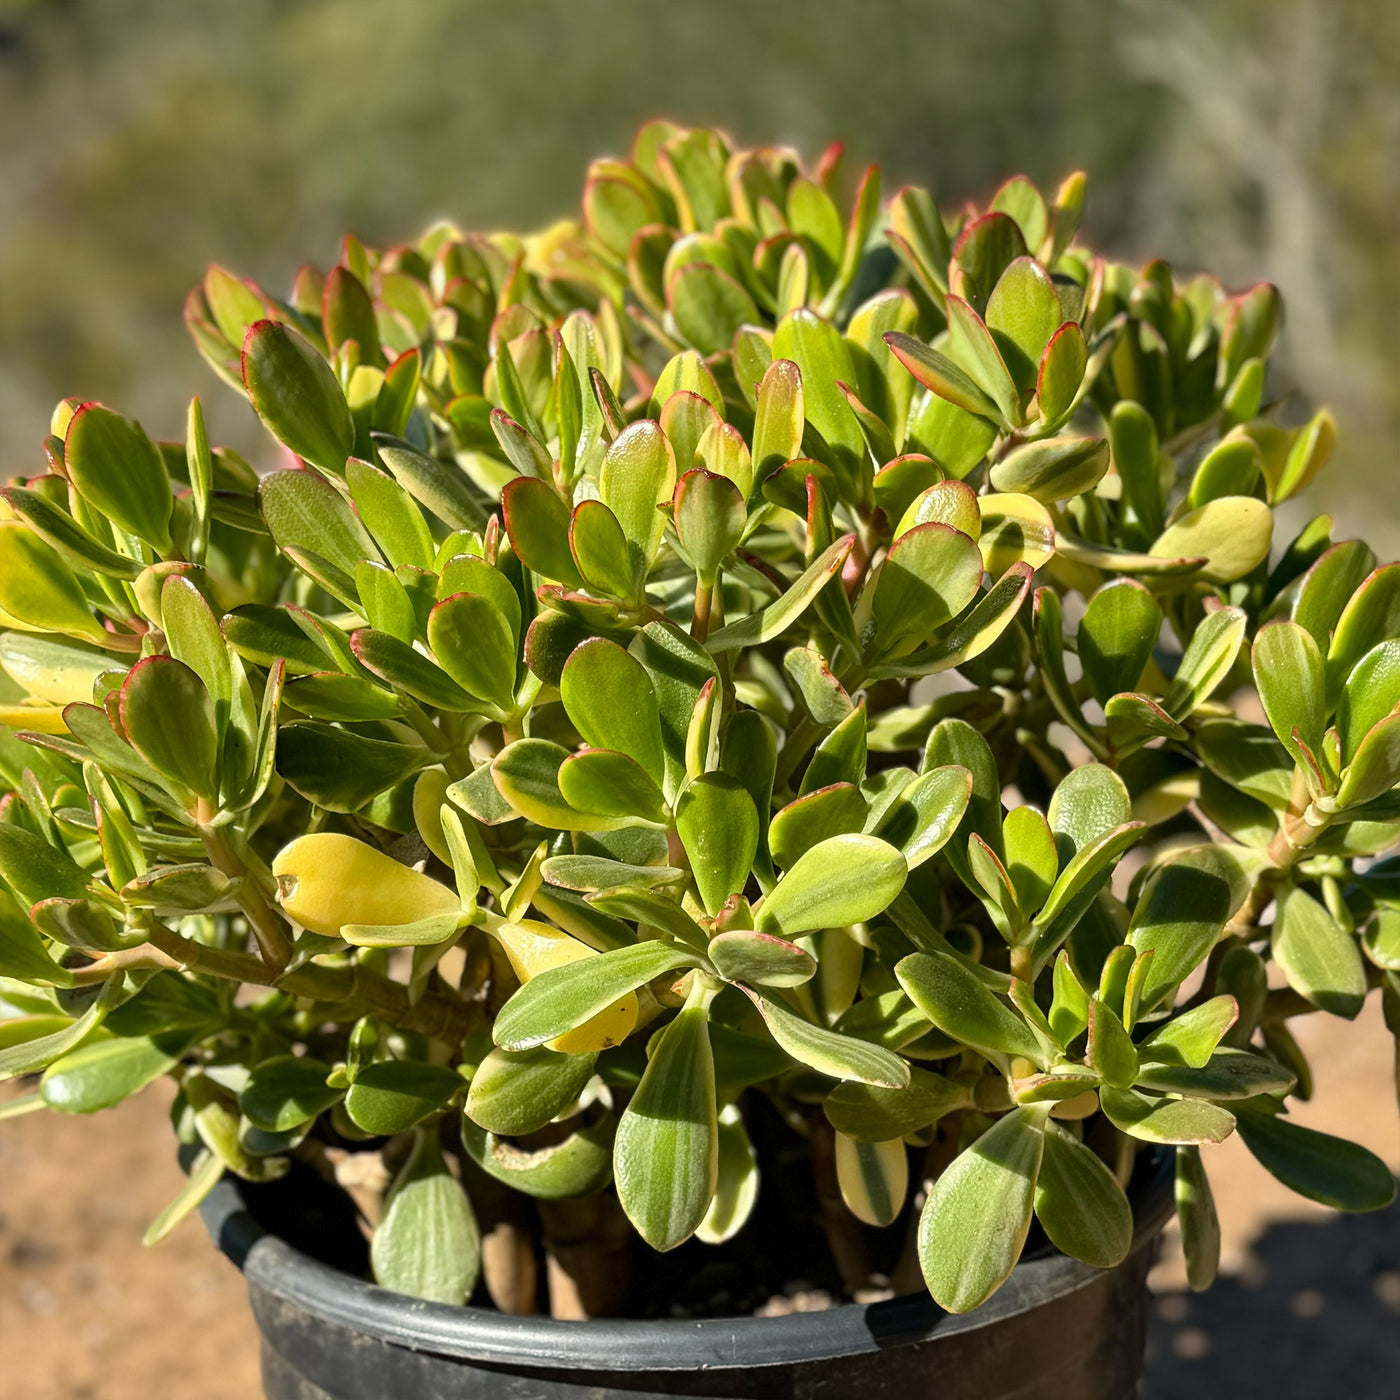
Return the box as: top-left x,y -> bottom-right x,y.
0,122 -> 1395,1321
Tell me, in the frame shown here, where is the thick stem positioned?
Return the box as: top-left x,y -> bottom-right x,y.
538,1194 -> 631,1319
810,1118 -> 874,1296
199,821 -> 292,974
143,922 -> 475,1044
690,574 -> 715,644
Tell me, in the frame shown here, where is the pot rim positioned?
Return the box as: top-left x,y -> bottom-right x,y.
201,1146 -> 1174,1373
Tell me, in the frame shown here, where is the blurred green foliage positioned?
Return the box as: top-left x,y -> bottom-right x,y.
0,0 -> 1396,541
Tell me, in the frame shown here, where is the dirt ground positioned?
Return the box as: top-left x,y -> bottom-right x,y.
2,998 -> 1397,1400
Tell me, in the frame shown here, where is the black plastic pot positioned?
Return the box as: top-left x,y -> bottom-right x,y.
201,1148 -> 1174,1400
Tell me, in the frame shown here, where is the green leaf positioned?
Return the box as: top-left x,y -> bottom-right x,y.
918,1106 -> 1045,1314
599,421 -> 677,588
669,263 -> 759,357
558,750 -> 668,826
346,458 -> 434,572
344,1060 -> 465,1135
1236,1108 -> 1395,1211
1035,322 -> 1087,427
673,469 -> 746,582
1134,1048 -> 1294,1099
867,523 -> 984,659
426,592 -> 517,712
801,702 -> 867,795
1337,711 -> 1400,810
119,656 -> 218,802
1126,848 -> 1238,1007
896,950 -> 1043,1063
541,856 -> 683,894
1003,806 -> 1058,924
1033,1120 -> 1132,1268
1140,996 -> 1238,1069
1176,1146 -> 1220,1291
705,534 -> 854,653
64,404 -> 174,553
40,1033 -> 185,1114
950,211 -> 1029,314
258,468 -> 379,582
142,1148 -> 225,1247
0,820 -> 88,908
1031,822 -> 1144,964
614,994 -> 718,1251
869,764 -> 972,870
835,1133 -> 908,1227
747,989 -> 909,1088
698,1103 -> 760,1244
242,320 -> 354,476
824,1067 -> 967,1142
770,784 -> 866,869
709,930 -> 816,988
275,720 -> 426,813
464,1045 -> 597,1136
755,833 -> 906,937
887,186 -> 950,301
241,1055 -> 342,1132
374,434 -> 490,534
1253,621 -> 1326,774
1099,1087 -> 1235,1145
560,638 -> 666,788
0,485 -> 144,581
883,332 -> 1003,422
371,1130 -> 479,1304
945,295 -> 1022,426
494,941 -> 697,1052
1048,764 -> 1132,863
461,1114 -> 614,1200
1272,885 -> 1367,1019
869,562 -> 1033,681
0,976 -> 124,1081
989,436 -> 1108,504
975,492 -> 1056,574
1187,437 -> 1262,509
676,773 -> 759,915
569,498 -> 634,599
491,739 -> 619,832
984,257 -> 1061,392
1326,564 -> 1400,709
0,523 -> 107,643
1078,581 -> 1161,707
773,309 -> 864,495
990,178 -> 1049,252
1086,998 -> 1138,1089
122,862 -> 239,915
501,476 -> 581,587
1150,497 -> 1273,585
751,358 -> 805,485
1163,606 -> 1249,720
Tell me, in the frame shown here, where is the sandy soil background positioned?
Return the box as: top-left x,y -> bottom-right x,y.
2,997 -> 1397,1400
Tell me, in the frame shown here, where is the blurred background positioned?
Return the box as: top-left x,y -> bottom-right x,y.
0,0 -> 1397,1395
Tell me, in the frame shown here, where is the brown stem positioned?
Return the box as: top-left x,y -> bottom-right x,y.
538,1194 -> 631,1319
198,821 -> 291,974
459,1155 -> 539,1315
810,1119 -> 873,1296
144,922 -> 475,1044
68,943 -> 184,984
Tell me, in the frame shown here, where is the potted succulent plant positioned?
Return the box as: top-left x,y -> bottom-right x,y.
0,120 -> 1396,1400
